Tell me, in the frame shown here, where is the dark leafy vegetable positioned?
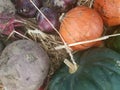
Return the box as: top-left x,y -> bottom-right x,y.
14,0 -> 42,18
36,7 -> 60,33
48,47 -> 120,90
105,27 -> 120,53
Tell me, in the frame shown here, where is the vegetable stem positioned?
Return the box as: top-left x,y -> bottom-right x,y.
64,59 -> 78,73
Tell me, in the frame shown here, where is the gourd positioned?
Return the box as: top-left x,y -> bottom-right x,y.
105,28 -> 120,53
48,47 -> 120,90
94,0 -> 120,26
60,6 -> 103,51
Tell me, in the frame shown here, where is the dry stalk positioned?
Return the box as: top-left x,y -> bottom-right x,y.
89,0 -> 94,8
6,29 -> 31,41
78,0 -> 94,7
29,0 -> 78,71
55,33 -> 120,50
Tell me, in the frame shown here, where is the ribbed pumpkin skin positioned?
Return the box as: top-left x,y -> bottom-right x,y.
48,47 -> 120,90
94,0 -> 120,26
60,6 -> 103,51
105,29 -> 120,53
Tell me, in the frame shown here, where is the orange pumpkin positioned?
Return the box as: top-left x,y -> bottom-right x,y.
94,0 -> 120,26
60,6 -> 103,51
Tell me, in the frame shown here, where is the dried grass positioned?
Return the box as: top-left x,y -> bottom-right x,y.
0,0 -> 95,90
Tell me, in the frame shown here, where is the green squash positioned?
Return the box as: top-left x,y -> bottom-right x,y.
105,28 -> 120,53
48,47 -> 120,90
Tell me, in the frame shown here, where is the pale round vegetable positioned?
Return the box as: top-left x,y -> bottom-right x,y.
0,40 -> 50,90
0,0 -> 15,14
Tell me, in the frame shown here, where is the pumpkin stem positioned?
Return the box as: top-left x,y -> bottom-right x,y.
64,59 -> 78,74
59,13 -> 65,22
